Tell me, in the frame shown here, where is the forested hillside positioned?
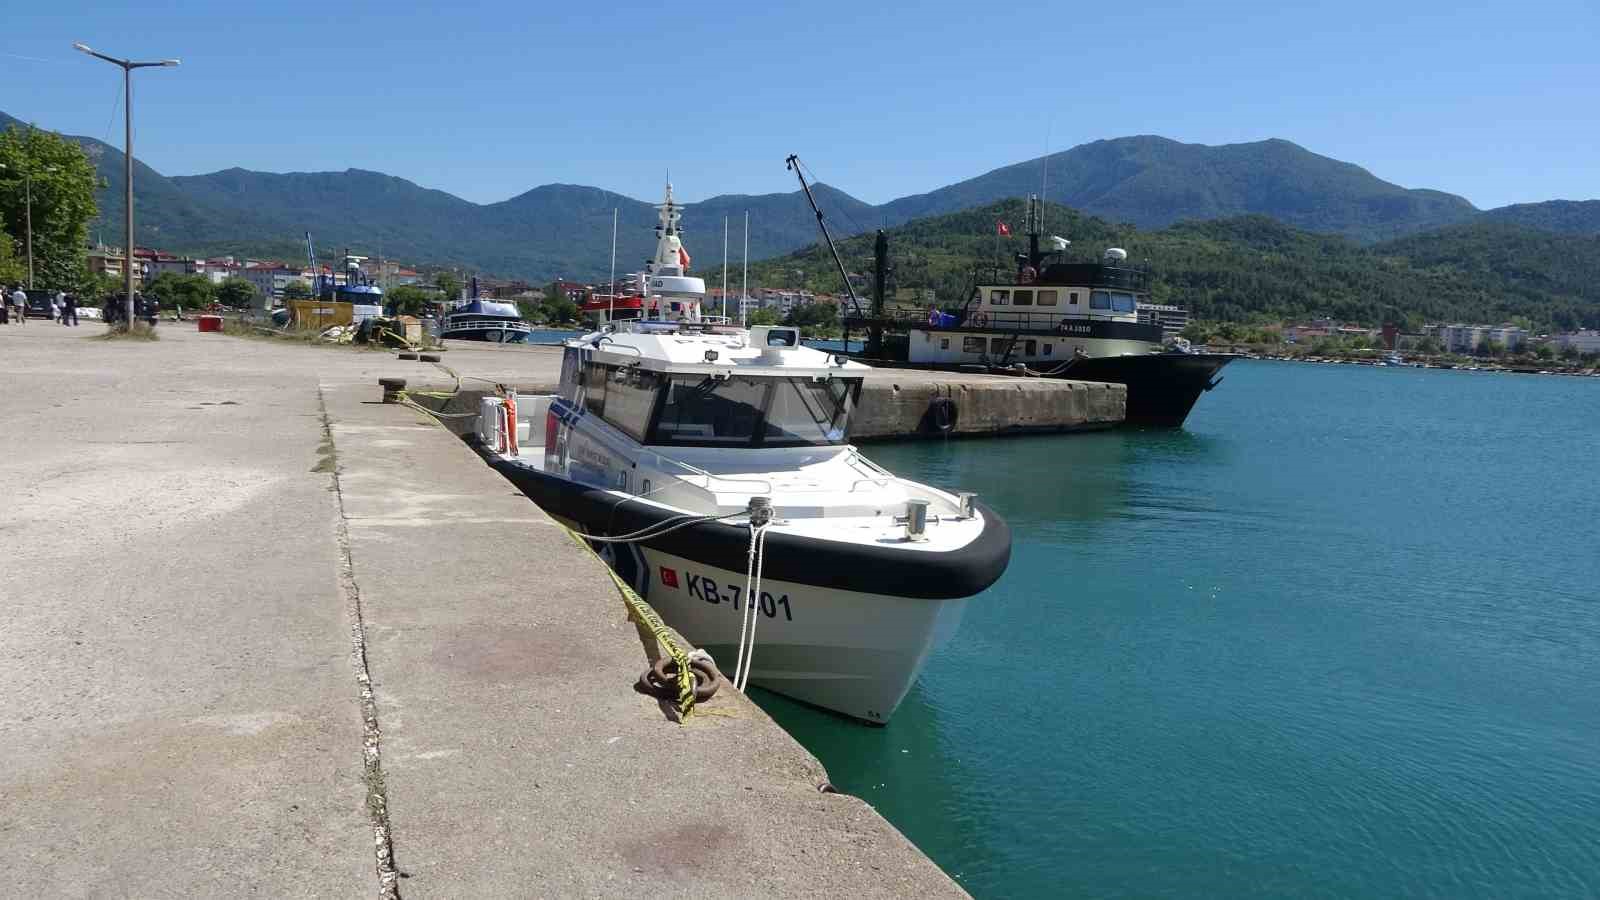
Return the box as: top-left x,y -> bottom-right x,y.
746,201 -> 1600,330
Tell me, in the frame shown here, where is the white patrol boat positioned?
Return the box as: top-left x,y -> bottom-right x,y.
477,319 -> 1010,724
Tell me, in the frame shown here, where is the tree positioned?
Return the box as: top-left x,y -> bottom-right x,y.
748,307 -> 781,326
1559,344 -> 1581,361
0,224 -> 23,285
387,284 -> 432,316
0,124 -> 99,293
216,279 -> 260,309
281,280 -> 313,301
1478,339 -> 1505,358
433,271 -> 462,301
143,272 -> 216,310
1415,336 -> 1442,355
537,282 -> 580,323
1533,343 -> 1556,361
784,300 -> 840,335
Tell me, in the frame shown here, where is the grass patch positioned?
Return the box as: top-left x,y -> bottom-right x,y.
92,322 -> 160,341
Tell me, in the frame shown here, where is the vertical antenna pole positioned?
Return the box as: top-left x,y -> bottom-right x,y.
608,207 -> 617,324
741,210 -> 749,328
722,215 -> 729,321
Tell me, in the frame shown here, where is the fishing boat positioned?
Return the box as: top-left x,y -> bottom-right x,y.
826,191 -> 1235,427
473,192 -> 1010,724
441,278 -> 533,343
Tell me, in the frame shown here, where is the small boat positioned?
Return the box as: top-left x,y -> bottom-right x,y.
442,278 -> 533,343
473,190 -> 1010,724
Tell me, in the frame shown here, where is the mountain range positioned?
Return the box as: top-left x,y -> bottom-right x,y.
3,109 -> 1597,282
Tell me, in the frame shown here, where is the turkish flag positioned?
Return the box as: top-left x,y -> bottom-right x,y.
996,222 -> 1011,236
678,246 -> 691,270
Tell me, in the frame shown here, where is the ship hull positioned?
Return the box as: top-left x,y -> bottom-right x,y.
486,456 -> 1010,724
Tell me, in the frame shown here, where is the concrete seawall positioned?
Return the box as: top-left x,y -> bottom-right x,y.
853,370 -> 1125,440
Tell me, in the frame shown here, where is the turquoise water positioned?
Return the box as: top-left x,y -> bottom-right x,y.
756,361 -> 1600,898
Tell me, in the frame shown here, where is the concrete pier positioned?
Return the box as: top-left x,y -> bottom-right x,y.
854,369 -> 1124,440
0,325 -> 965,898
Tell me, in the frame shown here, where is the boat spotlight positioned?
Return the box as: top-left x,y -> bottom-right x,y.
957,492 -> 977,519
704,349 -> 719,363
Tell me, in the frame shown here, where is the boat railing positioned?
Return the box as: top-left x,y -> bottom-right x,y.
845,308 -> 1138,331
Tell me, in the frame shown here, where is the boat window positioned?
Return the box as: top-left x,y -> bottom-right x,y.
763,378 -> 856,445
1090,291 -> 1111,310
1113,292 -> 1137,313
989,290 -> 1009,306
1069,292 -> 1079,306
602,367 -> 660,442
1023,340 -> 1037,356
963,336 -> 986,353
653,375 -> 765,444
1037,290 -> 1058,306
1043,343 -> 1054,356
582,362 -> 608,417
1013,290 -> 1033,306
939,337 -> 950,350
990,338 -> 1009,354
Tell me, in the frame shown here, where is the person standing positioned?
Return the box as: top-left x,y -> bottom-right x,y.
63,292 -> 79,326
10,285 -> 26,326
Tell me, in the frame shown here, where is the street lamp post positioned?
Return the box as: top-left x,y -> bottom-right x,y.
74,43 -> 178,329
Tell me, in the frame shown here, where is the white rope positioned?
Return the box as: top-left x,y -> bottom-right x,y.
732,522 -> 770,692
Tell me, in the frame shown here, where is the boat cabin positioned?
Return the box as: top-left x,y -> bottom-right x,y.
556,325 -> 865,453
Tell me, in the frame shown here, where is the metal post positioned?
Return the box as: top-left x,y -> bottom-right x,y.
608,207 -> 617,324
74,43 -> 179,331
24,171 -> 33,289
123,64 -> 134,327
741,210 -> 749,328
721,215 -> 728,321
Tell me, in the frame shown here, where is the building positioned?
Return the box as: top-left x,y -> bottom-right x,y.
1554,331 -> 1600,355
1426,323 -> 1527,353
1137,303 -> 1190,340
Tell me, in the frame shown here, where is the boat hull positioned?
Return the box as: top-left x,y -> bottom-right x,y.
487,456 -> 1010,723
442,322 -> 532,343
1046,352 -> 1235,426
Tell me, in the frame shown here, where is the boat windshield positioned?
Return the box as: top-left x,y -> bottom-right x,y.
650,374 -> 858,447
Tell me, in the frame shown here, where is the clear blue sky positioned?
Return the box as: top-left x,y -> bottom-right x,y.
3,0 -> 1595,209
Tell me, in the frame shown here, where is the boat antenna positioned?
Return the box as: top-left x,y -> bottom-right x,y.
1040,122 -> 1051,237
786,154 -> 863,317
608,207 -> 617,324
741,210 -> 749,327
722,215 -> 729,322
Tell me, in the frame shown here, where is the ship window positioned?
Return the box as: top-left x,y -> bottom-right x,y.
654,375 -> 763,444
989,289 -> 1009,305
1091,291 -> 1111,310
1013,290 -> 1033,306
763,377 -> 857,445
1037,290 -> 1058,306
582,362 -> 608,417
962,336 -> 986,353
1024,340 -> 1037,356
939,337 -> 950,350
990,338 -> 1009,354
1113,292 -> 1137,313
602,367 -> 660,442
1043,343 -> 1054,356
1069,292 -> 1079,306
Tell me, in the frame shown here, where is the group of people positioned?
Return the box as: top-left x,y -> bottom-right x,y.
3,285 -> 81,326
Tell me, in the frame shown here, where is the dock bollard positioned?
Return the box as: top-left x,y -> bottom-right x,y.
379,377 -> 407,404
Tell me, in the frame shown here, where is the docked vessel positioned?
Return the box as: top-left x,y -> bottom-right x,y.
839,195 -> 1235,427
582,183 -> 725,328
442,279 -> 533,343
473,193 -> 1009,723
